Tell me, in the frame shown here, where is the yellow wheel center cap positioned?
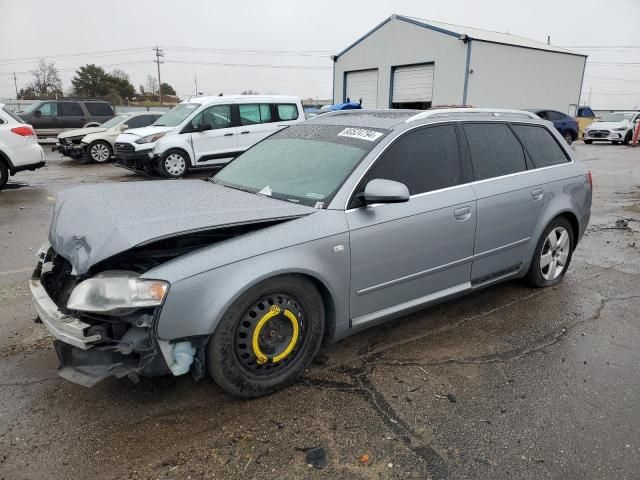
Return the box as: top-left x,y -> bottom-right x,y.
252,305 -> 299,365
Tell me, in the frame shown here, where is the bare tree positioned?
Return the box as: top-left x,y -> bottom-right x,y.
241,89 -> 259,95
146,74 -> 158,95
110,69 -> 130,81
29,59 -> 62,97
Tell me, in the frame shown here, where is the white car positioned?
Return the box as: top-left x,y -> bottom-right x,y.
0,104 -> 45,190
56,111 -> 163,163
115,95 -> 305,177
583,111 -> 640,145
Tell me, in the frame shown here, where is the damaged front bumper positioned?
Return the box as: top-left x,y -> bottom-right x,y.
30,244 -> 200,387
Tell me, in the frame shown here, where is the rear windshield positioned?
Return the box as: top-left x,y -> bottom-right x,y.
213,124 -> 388,207
2,106 -> 25,123
101,114 -> 131,128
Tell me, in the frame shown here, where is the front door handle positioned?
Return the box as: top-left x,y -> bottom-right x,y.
531,188 -> 544,201
240,131 -> 250,134
454,206 -> 472,221
224,133 -> 234,137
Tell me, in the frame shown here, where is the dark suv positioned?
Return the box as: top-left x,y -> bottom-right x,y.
18,100 -> 114,138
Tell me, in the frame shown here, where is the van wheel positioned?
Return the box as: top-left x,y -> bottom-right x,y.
562,131 -> 574,145
207,276 -> 325,398
525,218 -> 574,288
0,161 -> 8,190
86,141 -> 112,163
622,132 -> 632,145
158,149 -> 188,178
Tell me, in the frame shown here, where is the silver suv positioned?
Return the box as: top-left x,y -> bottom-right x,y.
31,109 -> 592,397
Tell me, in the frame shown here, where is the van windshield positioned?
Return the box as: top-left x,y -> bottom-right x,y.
152,103 -> 201,127
212,124 -> 388,207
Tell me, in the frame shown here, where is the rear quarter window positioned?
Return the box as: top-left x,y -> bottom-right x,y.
462,123 -> 526,180
277,104 -> 299,121
59,102 -> 84,116
86,102 -> 114,116
511,125 -> 570,168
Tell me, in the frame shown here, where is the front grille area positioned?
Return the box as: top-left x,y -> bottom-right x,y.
115,142 -> 135,153
588,130 -> 610,138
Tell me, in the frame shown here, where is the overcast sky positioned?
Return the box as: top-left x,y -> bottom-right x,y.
1,0 -> 639,109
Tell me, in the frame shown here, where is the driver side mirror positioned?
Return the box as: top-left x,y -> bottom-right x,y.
119,124 -> 129,131
361,179 -> 410,205
197,122 -> 212,132
34,110 -> 42,118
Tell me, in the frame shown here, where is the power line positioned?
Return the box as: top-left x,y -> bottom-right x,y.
0,47 -> 153,66
166,59 -> 330,70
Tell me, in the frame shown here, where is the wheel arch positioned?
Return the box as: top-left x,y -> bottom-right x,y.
0,149 -> 15,171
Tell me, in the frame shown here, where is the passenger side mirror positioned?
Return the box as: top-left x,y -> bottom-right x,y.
362,179 -> 410,205
34,110 -> 42,118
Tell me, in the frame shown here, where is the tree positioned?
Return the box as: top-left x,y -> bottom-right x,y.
160,82 -> 176,96
146,75 -> 158,95
241,89 -> 259,95
71,64 -> 136,104
28,59 -> 62,98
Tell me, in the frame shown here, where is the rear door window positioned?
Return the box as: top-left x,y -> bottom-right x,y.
59,102 -> 83,116
239,104 -> 272,125
362,124 -> 462,196
462,123 -> 526,180
546,111 -> 564,121
276,104 -> 299,121
511,125 -> 570,168
86,102 -> 114,116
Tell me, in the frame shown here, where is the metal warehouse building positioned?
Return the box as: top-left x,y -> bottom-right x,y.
332,14 -> 587,115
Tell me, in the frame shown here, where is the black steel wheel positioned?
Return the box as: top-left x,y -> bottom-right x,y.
208,275 -> 324,398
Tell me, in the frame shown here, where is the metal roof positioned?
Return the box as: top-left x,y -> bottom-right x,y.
335,14 -> 587,59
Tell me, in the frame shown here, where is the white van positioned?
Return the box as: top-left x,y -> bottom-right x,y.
115,95 -> 304,177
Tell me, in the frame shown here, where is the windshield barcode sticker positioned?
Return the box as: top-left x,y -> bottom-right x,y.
338,128 -> 383,142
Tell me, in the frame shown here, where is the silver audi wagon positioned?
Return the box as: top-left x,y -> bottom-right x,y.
31,109 -> 592,397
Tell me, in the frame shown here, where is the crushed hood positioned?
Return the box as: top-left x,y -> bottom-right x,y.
58,127 -> 107,139
117,125 -> 173,139
49,180 -> 316,275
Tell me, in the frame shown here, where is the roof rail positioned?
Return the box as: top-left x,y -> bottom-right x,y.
406,108 -> 540,123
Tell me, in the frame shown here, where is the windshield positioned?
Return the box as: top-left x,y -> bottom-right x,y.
2,106 -> 26,123
100,114 -> 131,128
152,103 -> 201,127
213,124 -> 388,207
600,112 -> 636,122
22,102 -> 43,114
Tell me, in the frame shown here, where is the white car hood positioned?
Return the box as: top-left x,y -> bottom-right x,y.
588,121 -> 631,130
58,127 -> 107,139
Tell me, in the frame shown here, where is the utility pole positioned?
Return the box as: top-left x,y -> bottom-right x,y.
13,72 -> 19,100
194,75 -> 198,99
153,46 -> 165,105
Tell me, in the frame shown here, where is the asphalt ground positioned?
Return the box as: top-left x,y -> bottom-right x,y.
0,143 -> 639,479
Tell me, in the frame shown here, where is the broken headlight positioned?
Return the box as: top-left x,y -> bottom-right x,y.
67,271 -> 169,313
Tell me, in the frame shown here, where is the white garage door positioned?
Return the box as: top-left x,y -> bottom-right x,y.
345,69 -> 378,108
392,64 -> 434,104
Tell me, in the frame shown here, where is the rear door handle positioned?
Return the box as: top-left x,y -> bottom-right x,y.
224,133 -> 234,137
531,188 -> 544,201
454,206 -> 472,221
240,131 -> 250,134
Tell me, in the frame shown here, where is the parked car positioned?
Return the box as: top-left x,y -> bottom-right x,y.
527,109 -> 579,144
30,109 -> 592,397
0,104 -> 45,189
115,95 -> 304,177
583,111 -> 640,145
18,99 -> 115,138
576,106 -> 596,138
56,111 -> 163,163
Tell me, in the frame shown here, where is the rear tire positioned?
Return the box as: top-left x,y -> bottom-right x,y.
525,217 -> 574,288
86,141 -> 112,163
562,130 -> 574,145
207,275 -> 325,398
0,161 -> 9,190
158,149 -> 188,178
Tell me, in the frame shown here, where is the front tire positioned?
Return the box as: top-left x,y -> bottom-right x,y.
158,149 -> 188,178
525,218 -> 574,288
207,276 -> 325,398
622,131 -> 632,145
86,141 -> 112,163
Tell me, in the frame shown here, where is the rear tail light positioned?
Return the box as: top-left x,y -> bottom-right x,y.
11,125 -> 37,138
587,170 -> 593,189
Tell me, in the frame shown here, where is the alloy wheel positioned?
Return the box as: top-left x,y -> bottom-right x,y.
540,226 -> 570,280
91,143 -> 110,162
